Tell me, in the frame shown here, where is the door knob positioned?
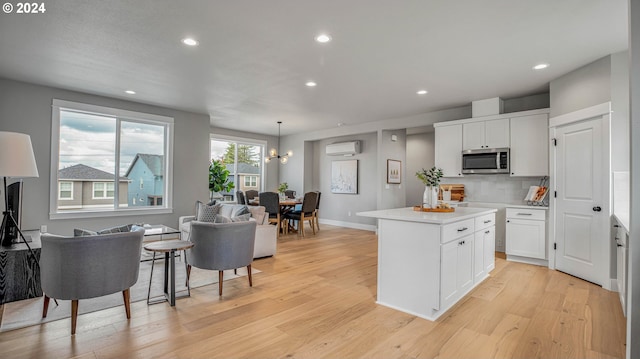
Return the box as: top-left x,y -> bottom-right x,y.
593,206 -> 602,212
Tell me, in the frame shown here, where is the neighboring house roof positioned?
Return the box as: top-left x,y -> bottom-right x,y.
58,164 -> 128,181
226,163 -> 260,175
124,153 -> 164,177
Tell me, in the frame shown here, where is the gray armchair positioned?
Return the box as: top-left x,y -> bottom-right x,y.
40,227 -> 144,335
186,220 -> 257,296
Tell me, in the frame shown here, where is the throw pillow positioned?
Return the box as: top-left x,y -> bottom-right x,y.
97,224 -> 133,234
197,202 -> 222,222
74,228 -> 98,236
247,205 -> 266,224
231,213 -> 252,222
213,214 -> 233,223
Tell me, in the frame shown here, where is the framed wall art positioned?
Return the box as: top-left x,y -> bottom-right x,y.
331,160 -> 358,194
387,159 -> 401,184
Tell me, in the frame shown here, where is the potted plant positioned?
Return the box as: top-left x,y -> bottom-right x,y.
416,166 -> 443,208
277,182 -> 288,200
209,159 -> 235,200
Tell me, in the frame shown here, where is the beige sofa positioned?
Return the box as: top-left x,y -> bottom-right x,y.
178,204 -> 277,258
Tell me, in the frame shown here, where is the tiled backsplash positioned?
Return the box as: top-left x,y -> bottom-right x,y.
441,174 -> 546,203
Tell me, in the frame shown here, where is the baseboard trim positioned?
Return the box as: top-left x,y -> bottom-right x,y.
318,219 -> 376,232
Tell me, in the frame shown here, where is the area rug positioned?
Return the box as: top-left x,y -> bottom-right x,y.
0,257 -> 259,332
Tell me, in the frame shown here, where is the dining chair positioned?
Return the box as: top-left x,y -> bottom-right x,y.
284,190 -> 296,199
283,191 -> 318,237
236,190 -> 246,205
258,191 -> 281,237
245,190 -> 259,201
313,191 -> 321,232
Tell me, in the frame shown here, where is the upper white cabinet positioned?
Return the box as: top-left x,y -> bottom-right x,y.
435,124 -> 463,177
509,114 -> 549,176
463,118 -> 509,150
434,108 -> 549,178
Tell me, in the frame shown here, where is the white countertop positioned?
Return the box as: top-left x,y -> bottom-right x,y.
357,207 -> 497,225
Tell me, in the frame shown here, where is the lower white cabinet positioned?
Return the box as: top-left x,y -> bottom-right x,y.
483,227 -> 496,272
506,208 -> 546,260
474,226 -> 495,281
441,234 -> 473,310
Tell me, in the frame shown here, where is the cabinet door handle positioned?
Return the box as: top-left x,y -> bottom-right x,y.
506,220 -> 510,223
457,227 -> 468,232
484,220 -> 492,224
485,230 -> 490,234
617,244 -> 623,247
517,213 -> 533,216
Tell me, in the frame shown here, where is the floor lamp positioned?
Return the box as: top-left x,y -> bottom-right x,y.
0,131 -> 39,248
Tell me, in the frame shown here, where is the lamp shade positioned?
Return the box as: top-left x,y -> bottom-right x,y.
0,132 -> 39,178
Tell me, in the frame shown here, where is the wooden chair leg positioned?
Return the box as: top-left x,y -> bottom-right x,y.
42,295 -> 50,318
300,217 -> 305,237
218,271 -> 224,296
309,216 -> 316,235
234,268 -> 237,275
122,289 -> 131,319
247,264 -> 253,287
71,299 -> 79,335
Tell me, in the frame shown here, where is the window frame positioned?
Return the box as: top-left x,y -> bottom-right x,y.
50,99 -> 174,220
92,182 -> 115,199
58,181 -> 74,200
244,175 -> 258,187
209,134 -> 266,193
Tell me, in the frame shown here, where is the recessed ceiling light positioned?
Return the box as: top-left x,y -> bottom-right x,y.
306,81 -> 317,87
533,63 -> 549,70
125,90 -> 136,95
182,37 -> 199,46
315,34 -> 332,43
416,90 -> 428,95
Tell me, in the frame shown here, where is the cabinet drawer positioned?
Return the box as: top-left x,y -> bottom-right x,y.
441,218 -> 475,243
475,213 -> 496,231
506,208 -> 545,221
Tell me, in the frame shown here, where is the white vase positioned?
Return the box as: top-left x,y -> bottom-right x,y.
422,186 -> 439,208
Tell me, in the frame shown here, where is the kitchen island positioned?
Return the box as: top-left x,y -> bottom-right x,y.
357,207 -> 497,321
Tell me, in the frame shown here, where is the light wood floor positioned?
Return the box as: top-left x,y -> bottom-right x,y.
0,225 -> 627,358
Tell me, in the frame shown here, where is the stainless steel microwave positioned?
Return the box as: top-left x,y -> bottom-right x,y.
461,148 -> 510,174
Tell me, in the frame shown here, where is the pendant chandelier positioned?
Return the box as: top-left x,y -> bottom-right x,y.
265,121 -> 292,164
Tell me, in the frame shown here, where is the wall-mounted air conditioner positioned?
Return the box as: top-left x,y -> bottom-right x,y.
326,141 -> 361,156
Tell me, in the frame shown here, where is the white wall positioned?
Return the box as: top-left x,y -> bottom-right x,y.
550,55 -> 612,118
611,51 -> 630,172
378,129 -> 407,210
0,78 -> 210,234
627,0 -> 640,356
312,133 -> 378,228
406,132 -> 435,207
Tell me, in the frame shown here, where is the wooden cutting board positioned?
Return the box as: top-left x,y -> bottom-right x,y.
439,184 -> 465,201
413,206 -> 455,212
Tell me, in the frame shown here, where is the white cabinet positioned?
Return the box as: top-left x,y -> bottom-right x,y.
473,213 -> 496,280
509,113 -> 549,176
473,231 -> 485,282
483,227 -> 496,273
440,234 -> 473,310
506,207 -> 546,260
463,118 -> 509,150
435,124 -> 463,177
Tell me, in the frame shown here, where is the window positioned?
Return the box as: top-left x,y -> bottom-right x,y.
244,176 -> 257,187
92,182 -> 115,199
210,135 -> 265,197
50,99 -> 174,219
59,181 -> 73,200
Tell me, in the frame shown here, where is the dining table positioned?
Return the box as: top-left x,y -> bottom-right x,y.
248,198 -> 302,233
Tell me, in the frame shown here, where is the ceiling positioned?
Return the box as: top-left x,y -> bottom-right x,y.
0,0 -> 628,136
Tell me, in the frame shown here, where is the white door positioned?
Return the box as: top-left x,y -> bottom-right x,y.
554,116 -> 606,285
